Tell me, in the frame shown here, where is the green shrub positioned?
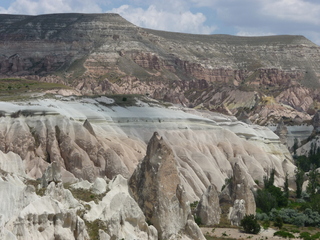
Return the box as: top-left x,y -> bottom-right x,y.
240,215 -> 261,234
256,212 -> 269,221
274,231 -> 295,238
194,216 -> 202,226
300,232 -> 312,240
262,220 -> 270,230
290,228 -> 300,233
273,216 -> 283,229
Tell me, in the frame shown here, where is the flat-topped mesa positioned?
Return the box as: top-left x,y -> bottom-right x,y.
129,132 -> 205,240
0,13 -> 139,75
0,13 -> 135,41
0,13 -> 320,125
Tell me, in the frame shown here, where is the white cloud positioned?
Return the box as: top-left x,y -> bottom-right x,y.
111,4 -> 216,34
262,0 -> 320,25
0,0 -> 102,15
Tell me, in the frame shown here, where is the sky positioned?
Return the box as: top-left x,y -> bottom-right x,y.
0,0 -> 319,45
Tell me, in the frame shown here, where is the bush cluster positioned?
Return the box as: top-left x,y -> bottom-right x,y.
274,230 -> 295,239
256,208 -> 320,227
255,169 -> 288,212
299,231 -> 320,240
240,214 -> 261,234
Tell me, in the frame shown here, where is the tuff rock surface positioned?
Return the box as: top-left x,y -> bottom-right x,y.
84,175 -> 158,240
195,184 -> 221,226
0,157 -> 160,240
219,162 -> 256,226
129,132 -> 205,240
0,97 -> 296,201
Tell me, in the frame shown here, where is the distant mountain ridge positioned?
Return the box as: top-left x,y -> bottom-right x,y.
1,13 -> 320,126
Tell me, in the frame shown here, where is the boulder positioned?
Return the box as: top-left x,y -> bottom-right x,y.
229,199 -> 246,226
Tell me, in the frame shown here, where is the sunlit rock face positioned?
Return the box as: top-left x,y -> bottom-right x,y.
0,96 -> 295,199
0,160 -> 156,240
84,175 -> 158,240
0,95 -> 298,239
129,132 -> 205,240
195,184 -> 221,226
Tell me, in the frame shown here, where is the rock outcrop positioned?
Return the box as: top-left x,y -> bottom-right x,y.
0,160 -> 159,240
219,163 -> 256,226
84,175 -> 158,240
0,171 -> 89,240
129,132 -> 205,240
275,119 -> 289,146
195,184 -> 221,226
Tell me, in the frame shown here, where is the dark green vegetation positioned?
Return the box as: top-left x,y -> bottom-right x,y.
240,214 -> 261,234
255,169 -> 288,213
253,158 -> 320,234
255,160 -> 320,230
0,78 -> 70,100
299,231 -> 320,240
273,230 -> 295,238
295,142 -> 320,172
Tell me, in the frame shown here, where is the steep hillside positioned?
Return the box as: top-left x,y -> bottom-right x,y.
1,13 -> 320,126
0,96 -> 295,199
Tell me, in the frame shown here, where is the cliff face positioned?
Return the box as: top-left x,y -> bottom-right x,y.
0,96 -> 297,239
1,13 -> 320,125
0,96 -> 295,198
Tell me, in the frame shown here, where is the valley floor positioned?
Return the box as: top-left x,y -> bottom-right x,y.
201,227 -> 299,240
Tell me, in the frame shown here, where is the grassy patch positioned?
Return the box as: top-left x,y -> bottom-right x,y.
25,179 -> 46,196
66,57 -> 87,78
85,219 -> 108,240
67,187 -> 106,204
274,230 -> 295,238
0,78 -> 70,101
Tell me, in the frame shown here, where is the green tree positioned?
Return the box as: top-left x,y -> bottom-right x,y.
256,169 -> 287,212
309,194 -> 320,213
255,189 -> 278,212
306,165 -> 320,196
293,138 -> 299,155
295,167 -> 304,198
240,214 -> 261,234
264,169 -> 275,189
284,172 -> 289,200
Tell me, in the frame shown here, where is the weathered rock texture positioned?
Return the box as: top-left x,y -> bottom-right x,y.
0,156 -> 159,240
84,175 -> 158,240
129,132 -> 205,240
219,163 -> 256,226
195,185 -> 221,226
0,97 -> 296,201
0,13 -> 320,125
